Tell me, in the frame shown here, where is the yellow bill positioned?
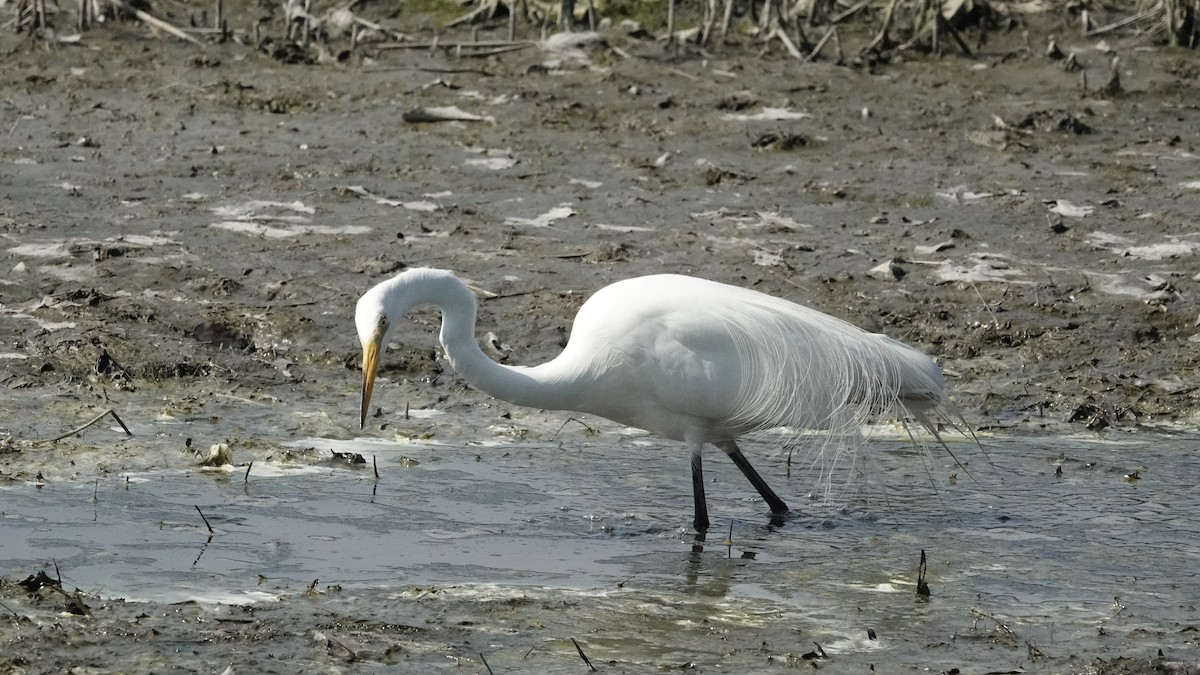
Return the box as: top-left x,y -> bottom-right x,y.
359,336 -> 380,429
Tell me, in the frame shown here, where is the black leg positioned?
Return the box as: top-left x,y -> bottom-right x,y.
717,440 -> 789,516
691,447 -> 710,532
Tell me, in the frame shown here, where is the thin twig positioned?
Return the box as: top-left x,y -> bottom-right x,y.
480,653 -> 495,675
23,409 -> 133,445
556,417 -> 597,436
970,281 -> 1000,328
571,638 -> 597,672
244,460 -> 253,483
0,598 -> 19,618
970,608 -> 1019,640
195,505 -> 215,533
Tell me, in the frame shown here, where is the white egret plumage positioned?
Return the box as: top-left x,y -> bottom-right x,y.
356,267 -> 954,532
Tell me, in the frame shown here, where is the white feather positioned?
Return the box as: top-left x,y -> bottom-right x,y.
356,268 -> 967,531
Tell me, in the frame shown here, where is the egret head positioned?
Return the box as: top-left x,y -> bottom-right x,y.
355,290 -> 390,429
354,268 -> 470,429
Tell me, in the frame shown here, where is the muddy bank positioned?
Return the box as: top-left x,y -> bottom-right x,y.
3,3 -> 1196,458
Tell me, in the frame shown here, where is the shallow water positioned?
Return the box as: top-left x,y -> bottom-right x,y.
3,429 -> 1198,671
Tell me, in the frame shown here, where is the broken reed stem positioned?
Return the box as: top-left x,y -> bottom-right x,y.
194,505 -> 215,533
108,0 -> 205,45
916,548 -> 931,598
556,417 -> 597,436
719,0 -> 734,43
700,0 -> 717,45
666,0 -> 676,50
867,0 -> 901,52
1164,0 -> 1180,46
25,409 -> 133,445
794,19 -> 805,52
807,25 -> 836,61
757,0 -> 772,35
480,653 -> 495,675
971,608 -> 1020,641
772,27 -> 803,58
0,599 -> 19,619
376,39 -> 533,50
1084,8 -> 1158,37
571,638 -> 597,672
373,455 -> 380,480
936,12 -> 973,57
932,6 -> 940,53
829,0 -> 870,24
244,460 -> 253,483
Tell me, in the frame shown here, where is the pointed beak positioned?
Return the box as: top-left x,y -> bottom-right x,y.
359,334 -> 381,429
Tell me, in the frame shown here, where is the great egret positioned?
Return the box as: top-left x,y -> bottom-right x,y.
356,267 -> 951,532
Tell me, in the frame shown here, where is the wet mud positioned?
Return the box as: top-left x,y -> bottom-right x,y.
2,0 -> 1199,671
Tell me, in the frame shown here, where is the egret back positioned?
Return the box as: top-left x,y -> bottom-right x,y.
552,275 -> 947,443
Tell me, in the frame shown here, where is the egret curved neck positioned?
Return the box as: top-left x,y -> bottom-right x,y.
397,275 -> 576,411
